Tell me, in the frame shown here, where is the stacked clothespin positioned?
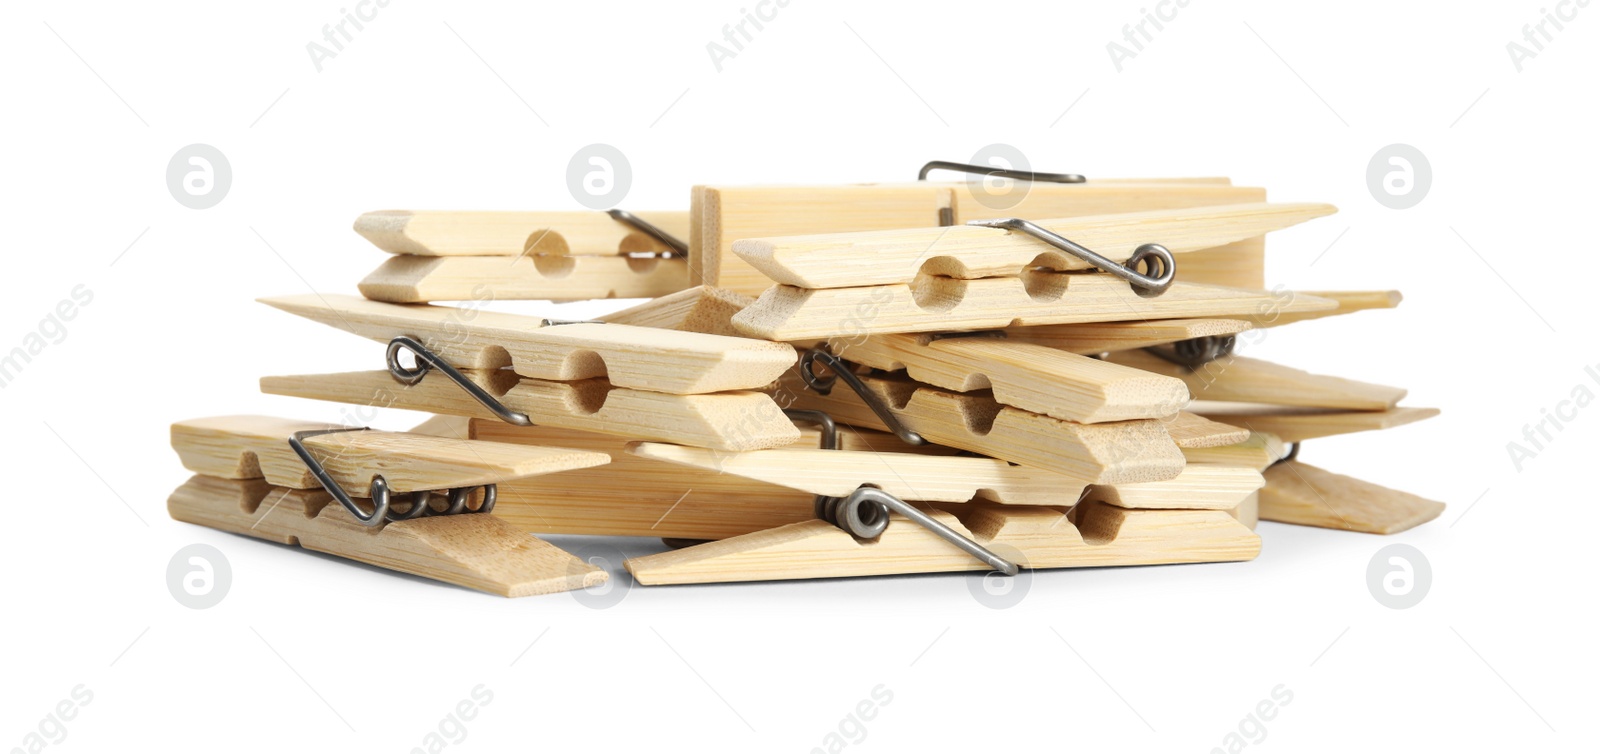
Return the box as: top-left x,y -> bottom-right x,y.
168,162 -> 1442,596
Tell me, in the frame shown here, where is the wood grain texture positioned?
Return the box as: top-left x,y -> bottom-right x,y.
260,370 -> 801,451
600,285 -> 755,337
630,442 -> 1262,510
168,475 -> 605,597
625,500 -> 1260,584
1165,412 -> 1251,448
732,278 -> 1337,339
259,293 -> 796,394
1182,432 -> 1286,471
1260,461 -> 1444,534
171,415 -> 611,492
1260,290 -> 1402,328
1109,350 -> 1407,410
1191,405 -> 1440,443
1002,318 -> 1254,354
354,210 -> 690,256
775,372 -> 1185,484
695,181 -> 1273,294
732,203 -> 1335,288
1086,465 -> 1265,510
627,442 -> 1091,504
832,334 -> 1188,423
357,255 -> 688,303
472,420 -> 949,539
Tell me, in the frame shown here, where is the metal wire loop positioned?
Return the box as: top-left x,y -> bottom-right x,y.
798,349 -> 924,445
288,428 -> 498,526
606,208 -> 688,257
385,335 -> 532,426
917,160 -> 1086,184
965,217 -> 1175,297
819,486 -> 1019,576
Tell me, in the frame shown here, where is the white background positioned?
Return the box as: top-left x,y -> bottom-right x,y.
2,0 -> 1595,751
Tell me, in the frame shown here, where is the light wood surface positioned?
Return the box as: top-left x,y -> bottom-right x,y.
171,415 -> 611,492
358,254 -> 689,303
1165,412 -> 1251,448
472,420 -> 949,539
627,442 -> 1091,505
630,441 -> 1262,511
732,203 -> 1335,288
732,278 -> 1338,339
625,500 -> 1261,584
354,210 -> 690,256
1086,464 -> 1265,510
1260,290 -> 1402,327
168,475 -> 605,597
260,293 -> 796,394
1182,432 -> 1287,471
775,372 -> 1185,484
1260,461 -> 1444,534
260,370 -> 801,451
600,285 -> 754,337
1232,492 -> 1260,530
694,181 -> 1272,294
1109,350 -> 1407,410
831,335 -> 1189,423
1002,318 -> 1254,354
1191,405 -> 1440,442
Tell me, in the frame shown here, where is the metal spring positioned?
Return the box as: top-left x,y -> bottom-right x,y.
819,486 -> 1019,576
287,428 -> 496,527
781,409 -> 1017,576
1146,334 -> 1237,370
797,349 -> 924,445
386,335 -> 532,426
966,217 -> 1175,297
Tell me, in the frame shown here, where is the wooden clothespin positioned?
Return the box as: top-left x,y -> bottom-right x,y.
168,476 -> 606,597
730,203 -> 1334,289
826,334 -> 1190,424
168,415 -> 617,596
694,171 -> 1281,294
629,441 -> 1264,510
261,369 -> 800,451
732,278 -> 1339,340
1109,350 -> 1408,411
354,209 -> 693,303
624,500 -> 1262,585
469,418 -> 947,540
775,370 -> 1186,484
259,294 -> 796,393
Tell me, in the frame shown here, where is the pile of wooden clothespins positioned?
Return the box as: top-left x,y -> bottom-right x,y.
168,165 -> 1444,597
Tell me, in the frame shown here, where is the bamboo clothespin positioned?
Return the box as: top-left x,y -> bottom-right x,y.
775,371 -> 1186,484
730,203 -> 1335,289
1259,459 -> 1444,534
827,334 -> 1189,423
470,419 -> 949,540
624,500 -> 1262,585
629,441 -> 1264,510
171,415 -> 611,495
355,210 -> 691,256
694,179 -> 1278,294
1189,404 -> 1440,443
261,370 -> 801,451
359,255 -> 688,303
259,294 -> 796,394
168,476 -> 606,597
731,279 -> 1339,340
1108,350 -> 1409,411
